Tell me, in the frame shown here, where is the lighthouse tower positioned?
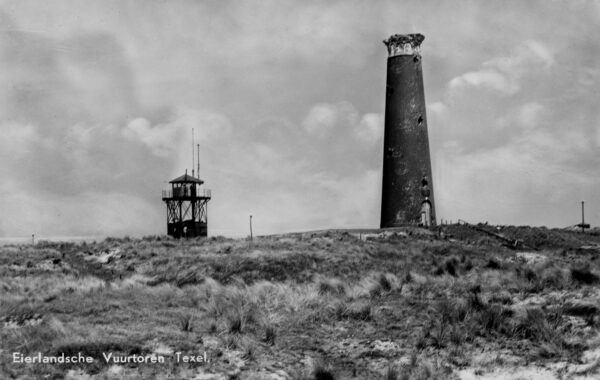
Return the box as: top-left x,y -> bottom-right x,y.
380,33 -> 436,228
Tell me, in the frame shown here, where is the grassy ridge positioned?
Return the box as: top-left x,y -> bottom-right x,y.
1,226 -> 599,379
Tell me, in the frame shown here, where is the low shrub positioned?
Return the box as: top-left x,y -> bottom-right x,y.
317,278 -> 346,296
444,258 -> 458,276
570,267 -> 599,285
564,302 -> 598,317
512,308 -> 563,346
475,304 -> 512,335
485,258 -> 501,269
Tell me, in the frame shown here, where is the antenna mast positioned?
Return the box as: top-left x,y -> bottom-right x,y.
197,144 -> 200,179
191,128 -> 195,177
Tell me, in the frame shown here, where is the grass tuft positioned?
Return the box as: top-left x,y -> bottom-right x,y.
475,304 -> 512,335
264,325 -> 276,345
178,313 -> 194,332
512,307 -> 565,350
385,364 -> 399,380
378,273 -> 393,291
570,267 -> 599,284
485,258 -> 502,269
317,278 -> 346,296
311,359 -> 335,380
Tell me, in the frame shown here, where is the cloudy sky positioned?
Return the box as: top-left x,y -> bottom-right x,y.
1,0 -> 599,237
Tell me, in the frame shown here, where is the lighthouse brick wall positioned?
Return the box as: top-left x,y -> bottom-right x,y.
380,34 -> 436,228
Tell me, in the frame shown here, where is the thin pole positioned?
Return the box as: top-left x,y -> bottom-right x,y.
581,201 -> 585,233
197,144 -> 200,179
192,128 -> 195,177
249,215 -> 253,241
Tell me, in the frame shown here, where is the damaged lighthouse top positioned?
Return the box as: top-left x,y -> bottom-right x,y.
383,33 -> 425,57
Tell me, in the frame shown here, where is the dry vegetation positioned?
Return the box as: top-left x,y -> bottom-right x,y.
1,225 -> 600,379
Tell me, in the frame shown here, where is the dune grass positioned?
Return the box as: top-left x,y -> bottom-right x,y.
1,226 -> 599,378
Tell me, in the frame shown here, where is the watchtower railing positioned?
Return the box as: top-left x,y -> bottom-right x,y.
162,188 -> 211,199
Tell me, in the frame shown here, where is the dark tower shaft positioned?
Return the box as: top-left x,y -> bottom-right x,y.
380,34 -> 436,228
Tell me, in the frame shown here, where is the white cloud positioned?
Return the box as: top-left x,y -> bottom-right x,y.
428,102 -> 448,116
302,101 -> 371,140
496,102 -> 547,131
487,40 -> 554,74
169,106 -> 233,144
0,103 -> 232,236
1,1 -> 600,236
355,113 -> 383,145
522,40 -> 554,68
448,40 -> 554,96
123,117 -> 182,158
0,122 -> 37,159
123,107 -> 232,159
449,69 -> 518,95
433,35 -> 599,226
517,102 -> 545,130
302,103 -> 340,136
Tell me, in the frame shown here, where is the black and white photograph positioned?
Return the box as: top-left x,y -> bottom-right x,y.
1,1 -> 600,379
